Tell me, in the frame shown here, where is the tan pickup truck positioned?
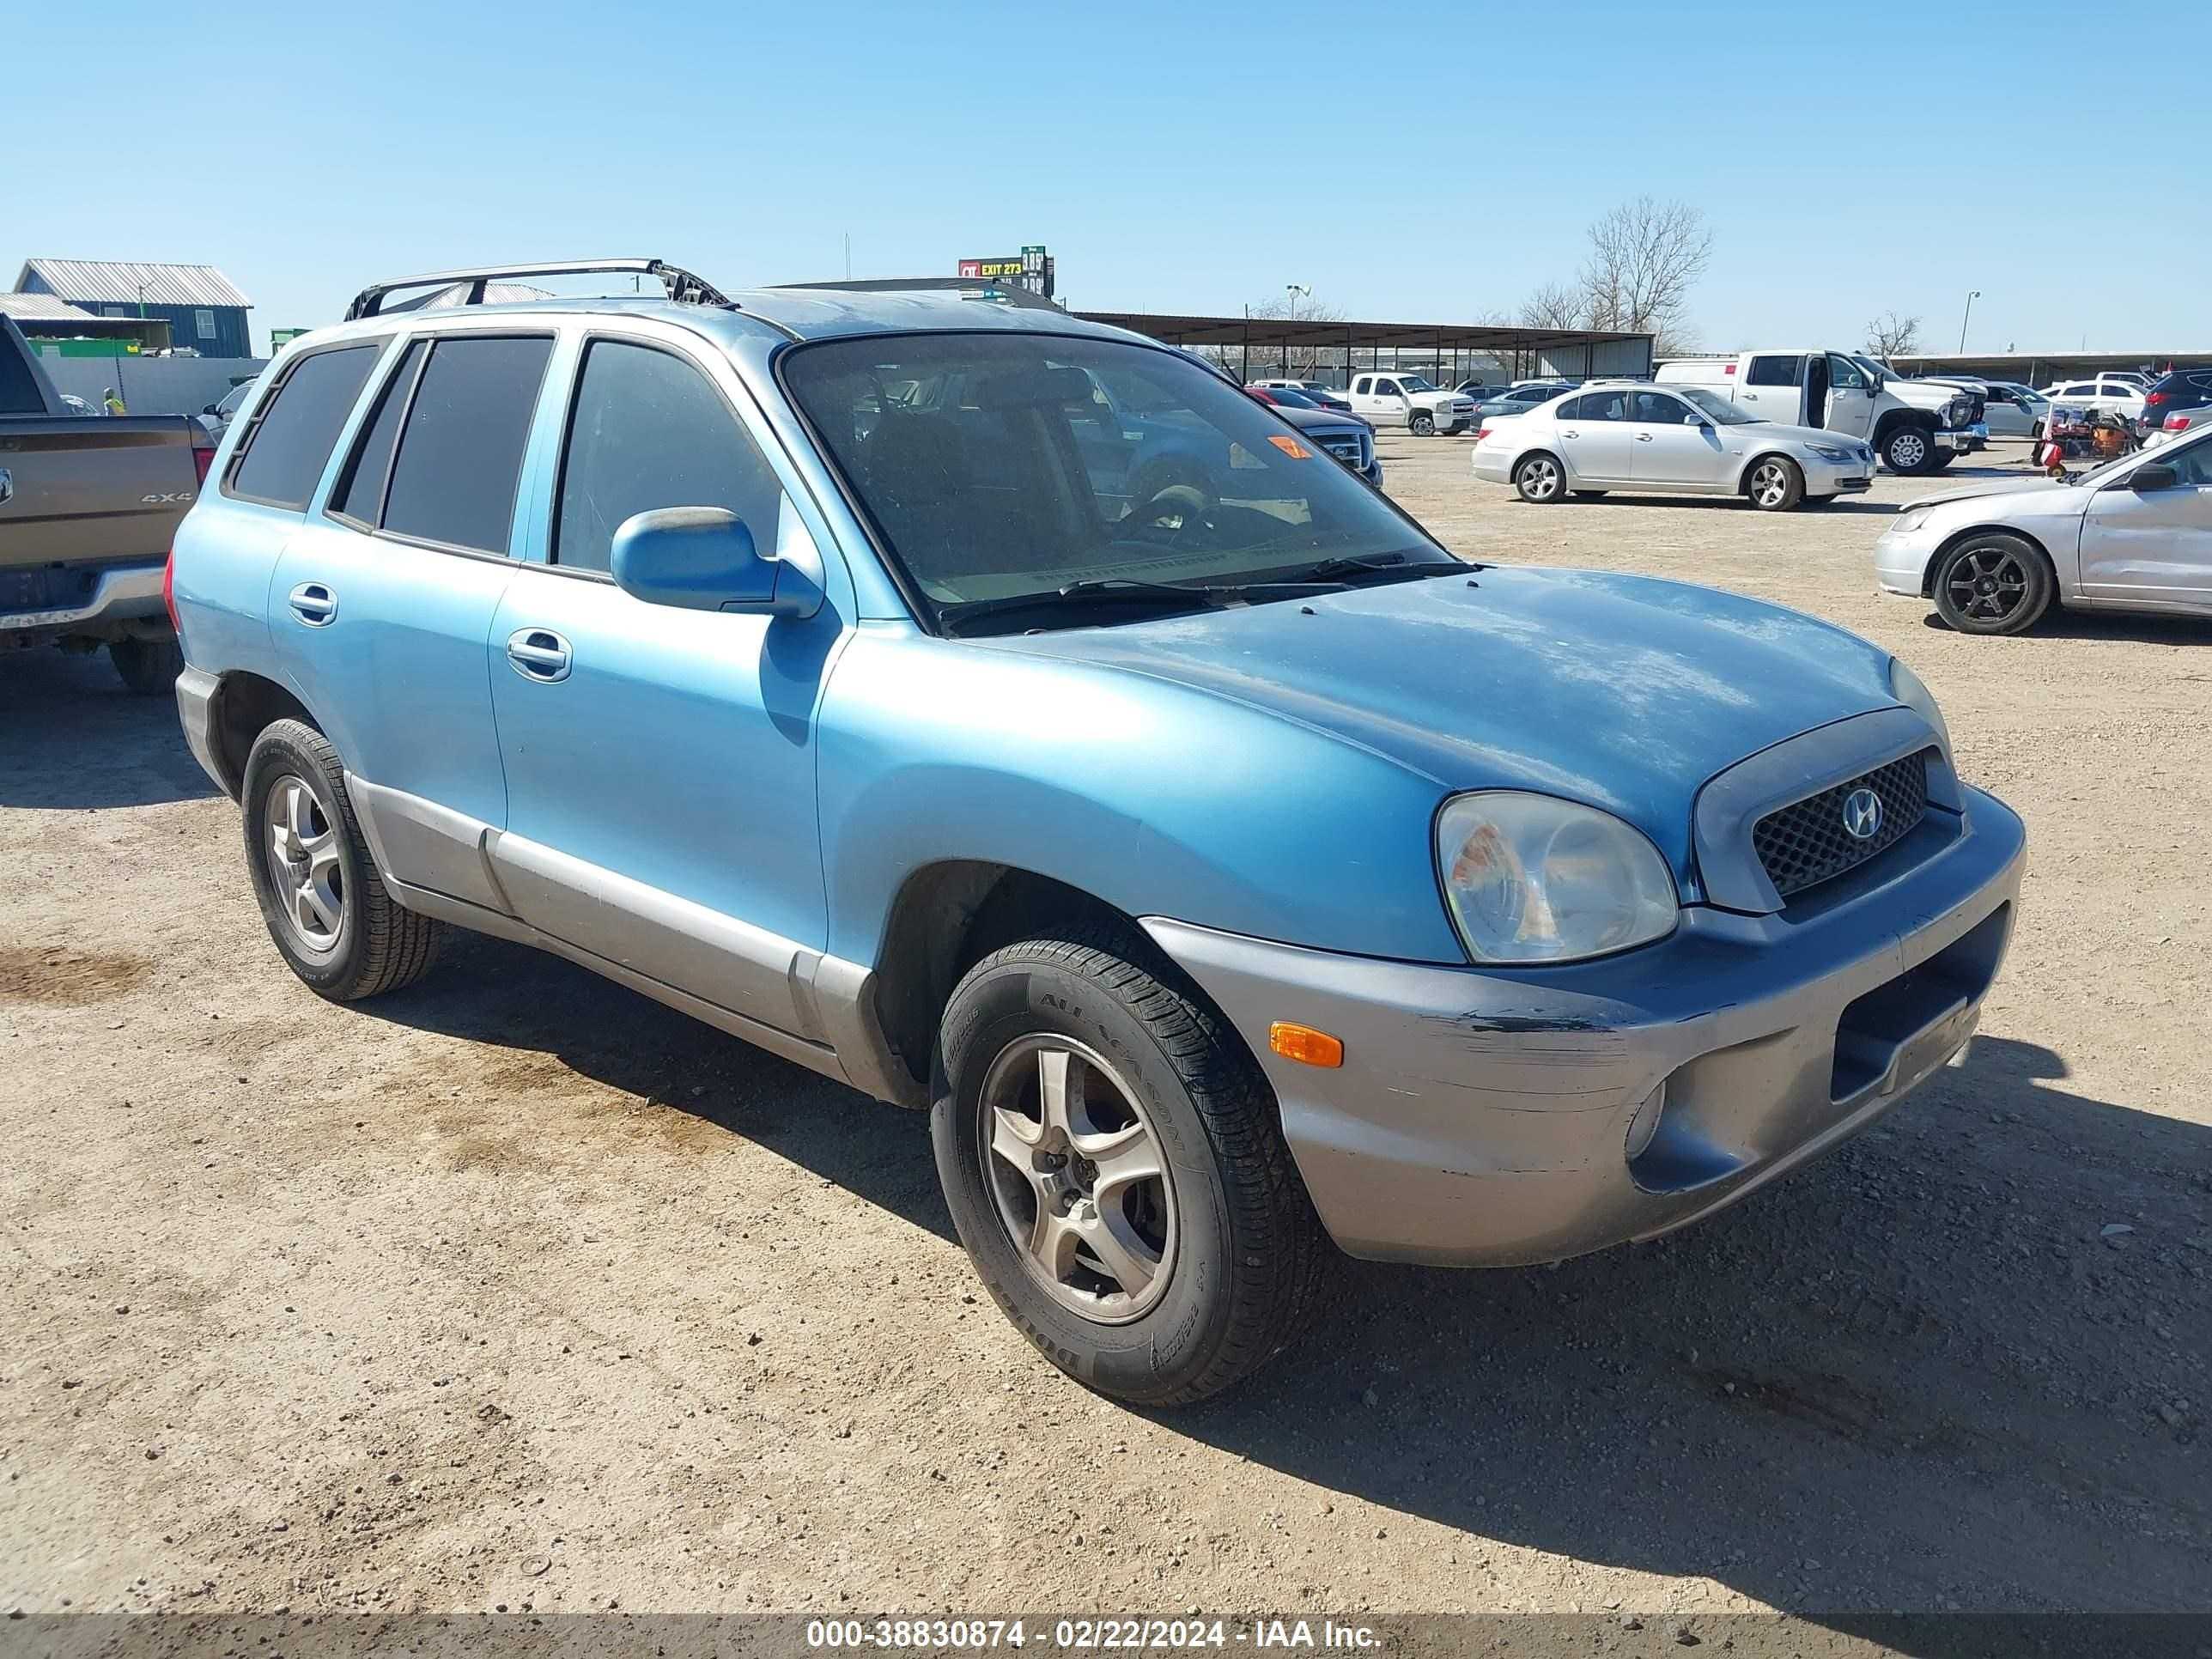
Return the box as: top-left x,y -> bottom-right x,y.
1,315 -> 219,693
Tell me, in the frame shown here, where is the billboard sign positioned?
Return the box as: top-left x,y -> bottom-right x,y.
957,246 -> 1054,300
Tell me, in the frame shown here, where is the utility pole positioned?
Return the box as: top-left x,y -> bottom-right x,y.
1958,289 -> 1980,353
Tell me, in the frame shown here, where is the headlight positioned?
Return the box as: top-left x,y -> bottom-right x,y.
1436,793 -> 1678,964
1890,658 -> 1951,754
1892,506 -> 1932,537
1808,443 -> 1856,462
1946,398 -> 1973,427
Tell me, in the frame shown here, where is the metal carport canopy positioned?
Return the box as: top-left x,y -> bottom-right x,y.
1073,308 -> 1650,368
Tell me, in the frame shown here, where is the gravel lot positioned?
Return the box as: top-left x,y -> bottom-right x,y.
3,434 -> 2207,1633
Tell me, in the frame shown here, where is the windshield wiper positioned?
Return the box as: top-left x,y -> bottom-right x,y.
1299,551 -> 1472,583
939,578 -> 1232,636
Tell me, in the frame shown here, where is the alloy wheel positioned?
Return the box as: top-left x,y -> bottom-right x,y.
978,1036 -> 1177,1325
262,774 -> 345,955
1751,460 -> 1791,507
1891,432 -> 1927,470
1519,458 -> 1560,501
1945,546 -> 2031,623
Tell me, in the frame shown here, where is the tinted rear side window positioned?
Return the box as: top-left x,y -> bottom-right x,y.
0,331 -> 46,415
381,335 -> 553,554
1747,355 -> 1804,386
331,341 -> 424,526
554,339 -> 784,574
228,346 -> 380,509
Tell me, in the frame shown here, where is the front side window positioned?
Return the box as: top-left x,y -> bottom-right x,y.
1374,379 -> 1402,397
1746,355 -> 1804,387
1631,390 -> 1692,423
227,344 -> 381,510
784,332 -> 1446,629
2156,434 -> 2212,486
1676,387 -> 1759,424
554,339 -> 786,574
1827,353 -> 1868,389
379,335 -> 553,554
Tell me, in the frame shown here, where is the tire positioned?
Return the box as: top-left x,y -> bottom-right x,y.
1927,450 -> 1959,471
1930,532 -> 2054,636
240,719 -> 447,1000
1408,411 -> 1436,437
2030,419 -> 2045,443
931,919 -> 1329,1407
1745,455 -> 1805,511
1881,424 -> 1939,476
110,635 -> 183,697
1513,452 -> 1565,504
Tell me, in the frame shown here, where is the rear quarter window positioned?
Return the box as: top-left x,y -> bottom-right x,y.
378,335 -> 554,554
226,345 -> 382,510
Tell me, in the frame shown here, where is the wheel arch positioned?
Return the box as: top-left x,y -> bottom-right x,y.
207,671 -> 319,799
1735,447 -> 1806,494
1873,408 -> 1936,447
869,860 -> 1259,1102
1925,522 -> 2057,599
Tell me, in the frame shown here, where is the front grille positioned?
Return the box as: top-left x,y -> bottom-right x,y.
1316,432 -> 1364,465
1753,750 -> 1932,900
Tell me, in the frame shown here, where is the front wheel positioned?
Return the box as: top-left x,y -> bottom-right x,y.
1931,532 -> 2054,635
1513,453 -> 1565,503
1746,456 -> 1805,511
932,921 -> 1329,1406
110,635 -> 183,696
1408,411 -> 1436,437
1881,425 -> 1938,475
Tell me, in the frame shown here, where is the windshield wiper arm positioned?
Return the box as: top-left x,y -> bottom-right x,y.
1299,551 -> 1472,583
939,578 -> 1229,636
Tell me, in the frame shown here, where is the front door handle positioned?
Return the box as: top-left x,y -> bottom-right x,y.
1636,433 -> 1655,442
1562,429 -> 1579,439
288,581 -> 337,626
505,628 -> 572,683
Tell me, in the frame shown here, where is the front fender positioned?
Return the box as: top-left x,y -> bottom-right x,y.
815,626 -> 1464,969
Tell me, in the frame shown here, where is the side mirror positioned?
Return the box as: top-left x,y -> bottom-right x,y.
203,402 -> 221,415
610,507 -> 823,617
2130,463 -> 2179,492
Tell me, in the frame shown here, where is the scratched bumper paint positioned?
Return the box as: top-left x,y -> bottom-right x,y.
1145,785 -> 2026,1267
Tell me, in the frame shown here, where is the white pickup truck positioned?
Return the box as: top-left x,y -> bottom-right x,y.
1344,372 -> 1478,437
1656,350 -> 1984,476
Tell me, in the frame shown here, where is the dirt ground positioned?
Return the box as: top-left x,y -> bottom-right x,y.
3,434 -> 2207,1635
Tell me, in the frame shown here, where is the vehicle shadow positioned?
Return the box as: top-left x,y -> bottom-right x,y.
1161,1033 -> 2211,1621
359,932 -> 2212,1622
0,649 -> 221,810
360,930 -> 954,1243
1917,607 -> 2212,646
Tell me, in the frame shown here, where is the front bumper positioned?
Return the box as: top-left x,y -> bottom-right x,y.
1145,785 -> 2024,1267
1802,452 -> 1875,495
1936,422 -> 1988,454
1874,518 -> 1944,595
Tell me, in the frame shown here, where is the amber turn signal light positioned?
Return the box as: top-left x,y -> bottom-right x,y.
1268,1021 -> 1344,1068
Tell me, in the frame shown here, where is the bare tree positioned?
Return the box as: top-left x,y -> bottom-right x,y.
1516,280 -> 1589,331
1576,197 -> 1712,352
1238,289 -> 1346,380
1863,310 -> 1923,362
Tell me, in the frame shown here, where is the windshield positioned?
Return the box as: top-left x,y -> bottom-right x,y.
1851,356 -> 1893,384
1676,386 -> 1761,425
784,333 -> 1448,628
1396,375 -> 1438,392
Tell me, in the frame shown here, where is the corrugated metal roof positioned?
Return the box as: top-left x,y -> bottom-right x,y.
0,294 -> 104,321
15,258 -> 252,308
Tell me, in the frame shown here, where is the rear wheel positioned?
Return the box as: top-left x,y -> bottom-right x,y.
240,720 -> 447,1000
1513,453 -> 1565,504
110,635 -> 183,696
1931,532 -> 2054,635
1746,456 -> 1805,511
932,921 -> 1329,1406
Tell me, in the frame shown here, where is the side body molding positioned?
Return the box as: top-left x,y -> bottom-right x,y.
344,774 -> 921,1109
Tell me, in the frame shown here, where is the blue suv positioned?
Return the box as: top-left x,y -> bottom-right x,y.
171,259 -> 2026,1405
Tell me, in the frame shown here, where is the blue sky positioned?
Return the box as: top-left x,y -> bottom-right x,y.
13,0 -> 2209,357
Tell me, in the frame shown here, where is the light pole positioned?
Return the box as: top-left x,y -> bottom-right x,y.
1958,289 -> 1979,353
1283,285 -> 1310,377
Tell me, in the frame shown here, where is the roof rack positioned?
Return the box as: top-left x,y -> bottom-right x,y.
343,258 -> 734,322
771,276 -> 1066,314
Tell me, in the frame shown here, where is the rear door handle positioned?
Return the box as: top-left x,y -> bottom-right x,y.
505,628 -> 572,683
1562,429 -> 1579,439
288,581 -> 337,625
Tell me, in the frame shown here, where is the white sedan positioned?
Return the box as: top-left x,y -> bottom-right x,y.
1471,382 -> 1877,511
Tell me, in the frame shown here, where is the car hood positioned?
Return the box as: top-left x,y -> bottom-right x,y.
982,565 -> 1901,879
1900,477 -> 2089,519
1740,421 -> 1869,449
1273,406 -> 1369,437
